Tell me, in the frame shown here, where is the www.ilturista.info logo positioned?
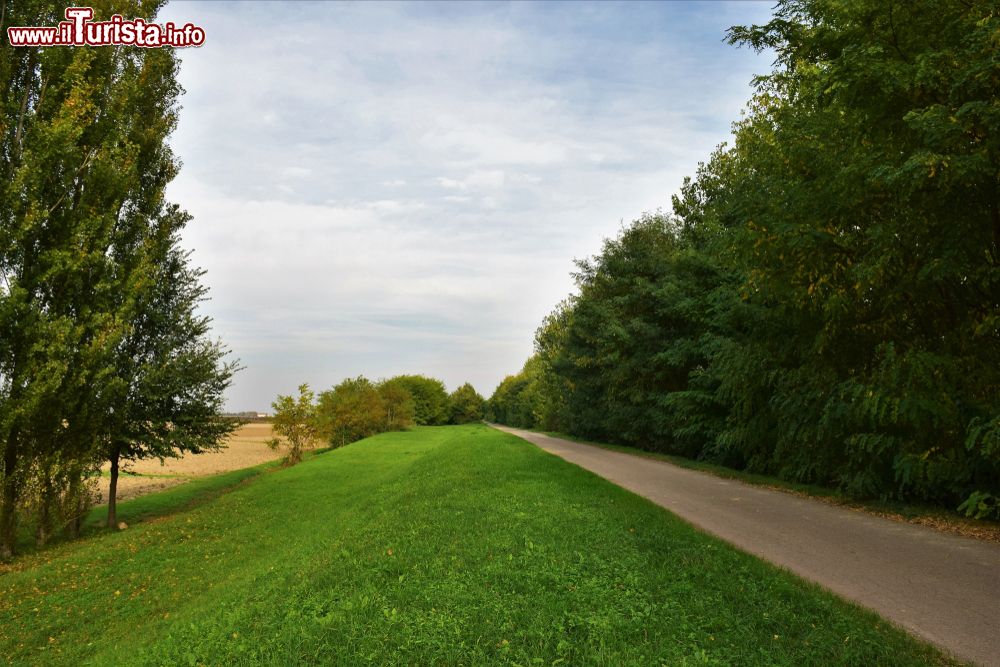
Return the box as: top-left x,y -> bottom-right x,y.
6,7 -> 204,48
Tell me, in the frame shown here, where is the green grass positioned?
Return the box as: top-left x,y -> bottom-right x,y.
12,460 -> 278,558
0,425 -> 954,665
83,464 -> 273,530
15,447 -> 332,557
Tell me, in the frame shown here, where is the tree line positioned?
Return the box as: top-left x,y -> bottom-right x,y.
488,0 -> 1000,519
0,1 -> 237,557
269,375 -> 485,461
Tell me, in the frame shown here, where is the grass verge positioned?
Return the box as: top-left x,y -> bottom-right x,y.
538,429 -> 1000,543
0,425 -> 955,665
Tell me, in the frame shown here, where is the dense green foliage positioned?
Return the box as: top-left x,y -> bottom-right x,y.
104,227 -> 238,527
0,425 -> 951,665
486,356 -> 552,429
447,382 -> 485,424
382,375 -> 450,425
279,375 -> 485,450
270,378 -> 412,455
0,1 -> 235,556
317,378 -> 388,447
490,0 -> 1000,517
316,377 -> 416,447
269,384 -> 323,464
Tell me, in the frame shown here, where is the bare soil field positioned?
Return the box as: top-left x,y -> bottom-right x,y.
97,423 -> 279,503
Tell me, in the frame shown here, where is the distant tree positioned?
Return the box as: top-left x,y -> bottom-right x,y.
377,381 -> 415,431
448,383 -> 485,424
316,377 -> 386,447
531,301 -> 573,432
545,214 -> 726,451
268,384 -> 321,464
382,375 -> 449,425
486,359 -> 545,429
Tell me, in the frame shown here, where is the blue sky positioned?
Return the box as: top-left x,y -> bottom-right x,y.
159,1 -> 775,410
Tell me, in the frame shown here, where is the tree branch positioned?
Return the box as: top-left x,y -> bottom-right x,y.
47,148 -> 97,216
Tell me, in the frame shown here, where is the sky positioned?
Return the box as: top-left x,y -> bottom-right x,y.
158,1 -> 776,411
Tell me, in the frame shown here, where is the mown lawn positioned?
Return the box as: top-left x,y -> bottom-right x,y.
0,425 -> 953,665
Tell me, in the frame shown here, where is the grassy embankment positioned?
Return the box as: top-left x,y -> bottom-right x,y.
10,465 -> 273,560
0,425 -> 955,665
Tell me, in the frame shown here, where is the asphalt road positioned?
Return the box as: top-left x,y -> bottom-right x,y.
492,425 -> 1000,666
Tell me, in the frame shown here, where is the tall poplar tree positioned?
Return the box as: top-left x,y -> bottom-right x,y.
1,1 -> 236,555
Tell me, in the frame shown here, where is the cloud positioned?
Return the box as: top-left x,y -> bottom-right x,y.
423,126 -> 568,166
435,170 -> 506,190
435,177 -> 465,189
160,0 -> 775,409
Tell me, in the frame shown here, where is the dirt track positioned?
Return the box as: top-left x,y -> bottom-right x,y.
97,423 -> 279,503
492,425 -> 1000,667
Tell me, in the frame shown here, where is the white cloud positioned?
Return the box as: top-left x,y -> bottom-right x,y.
423,125 -> 569,166
280,166 -> 312,179
160,0 -> 775,409
435,177 -> 465,189
435,170 -> 505,191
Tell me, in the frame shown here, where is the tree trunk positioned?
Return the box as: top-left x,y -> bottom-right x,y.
66,472 -> 83,538
0,428 -> 21,558
67,495 -> 81,538
991,186 -> 1000,266
35,469 -> 53,548
106,445 -> 120,528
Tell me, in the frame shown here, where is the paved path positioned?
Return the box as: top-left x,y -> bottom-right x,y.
492,425 -> 1000,666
